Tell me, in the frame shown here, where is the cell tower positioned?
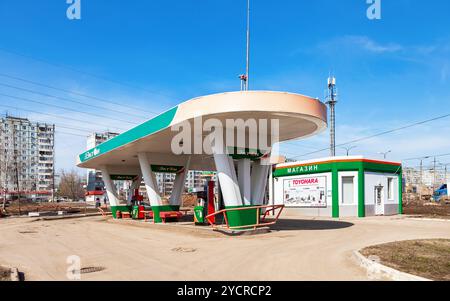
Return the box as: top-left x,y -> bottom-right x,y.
239,0 -> 251,91
326,76 -> 337,157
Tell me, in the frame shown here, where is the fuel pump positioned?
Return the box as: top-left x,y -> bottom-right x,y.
131,189 -> 145,219
194,180 -> 216,225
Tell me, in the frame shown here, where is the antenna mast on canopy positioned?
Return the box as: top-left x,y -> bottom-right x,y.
240,0 -> 251,91
326,76 -> 338,157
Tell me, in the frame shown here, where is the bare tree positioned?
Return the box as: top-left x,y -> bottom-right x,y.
57,169 -> 85,202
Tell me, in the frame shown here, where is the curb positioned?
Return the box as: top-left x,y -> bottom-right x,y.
352,250 -> 432,281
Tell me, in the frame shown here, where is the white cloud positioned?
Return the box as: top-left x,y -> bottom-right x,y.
318,35 -> 403,54
344,36 -> 403,53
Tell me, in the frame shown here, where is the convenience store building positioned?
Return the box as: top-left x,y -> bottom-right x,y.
270,156 -> 403,218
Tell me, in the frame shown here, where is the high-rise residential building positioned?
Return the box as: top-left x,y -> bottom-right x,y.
155,171 -> 216,196
404,167 -> 446,187
0,115 -> 55,201
86,132 -> 120,186
85,132 -> 120,204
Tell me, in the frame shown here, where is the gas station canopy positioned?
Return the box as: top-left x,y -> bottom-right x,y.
77,91 -> 327,173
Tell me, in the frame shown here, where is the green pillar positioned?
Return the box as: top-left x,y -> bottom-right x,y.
358,166 -> 365,218
332,166 -> 339,218
398,170 -> 403,215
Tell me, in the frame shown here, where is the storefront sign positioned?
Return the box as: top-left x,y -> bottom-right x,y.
274,164 -> 322,177
283,176 -> 327,208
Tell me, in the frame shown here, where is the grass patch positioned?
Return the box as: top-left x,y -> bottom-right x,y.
361,239 -> 450,281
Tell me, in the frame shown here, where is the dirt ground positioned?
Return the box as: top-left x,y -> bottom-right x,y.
0,266 -> 10,281
1,214 -> 450,281
2,201 -> 100,216
361,239 -> 450,281
2,195 -> 198,217
403,201 -> 450,219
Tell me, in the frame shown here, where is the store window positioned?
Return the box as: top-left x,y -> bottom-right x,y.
342,176 -> 355,204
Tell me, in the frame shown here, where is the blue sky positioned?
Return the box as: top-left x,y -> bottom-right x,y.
0,0 -> 449,172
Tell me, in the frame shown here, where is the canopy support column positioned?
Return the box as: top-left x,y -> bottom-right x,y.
213,145 -> 261,228
138,152 -> 164,222
101,166 -> 125,218
212,153 -> 242,208
169,156 -> 191,207
251,160 -> 271,206
237,159 -> 252,206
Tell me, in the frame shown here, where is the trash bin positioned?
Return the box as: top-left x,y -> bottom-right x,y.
194,205 -> 205,224
132,206 -> 145,219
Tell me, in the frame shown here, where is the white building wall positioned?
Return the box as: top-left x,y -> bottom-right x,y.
365,172 -> 399,216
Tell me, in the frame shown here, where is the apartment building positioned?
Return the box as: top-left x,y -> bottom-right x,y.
0,115 -> 55,201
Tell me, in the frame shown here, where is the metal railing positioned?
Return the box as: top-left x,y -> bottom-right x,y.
205,204 -> 285,231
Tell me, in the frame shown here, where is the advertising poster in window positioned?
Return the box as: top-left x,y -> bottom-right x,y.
283,176 -> 327,208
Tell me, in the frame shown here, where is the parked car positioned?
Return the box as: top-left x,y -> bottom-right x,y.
433,183 -> 448,202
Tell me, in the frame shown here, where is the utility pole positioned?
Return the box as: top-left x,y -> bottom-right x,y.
378,150 -> 392,160
239,0 -> 251,91
51,124 -> 55,203
419,159 -> 423,199
341,146 -> 356,156
326,76 -> 337,157
445,164 -> 448,183
433,157 -> 437,191
245,0 -> 250,90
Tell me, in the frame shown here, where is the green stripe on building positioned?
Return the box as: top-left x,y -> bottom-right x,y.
331,166 -> 339,218
398,170 -> 403,214
358,166 -> 365,218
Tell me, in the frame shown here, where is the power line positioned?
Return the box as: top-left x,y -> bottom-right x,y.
403,152 -> 450,161
0,104 -> 128,131
0,47 -> 175,101
291,112 -> 450,159
282,141 -> 323,150
30,119 -> 116,134
1,112 -> 101,133
0,92 -> 139,125
0,82 -> 149,120
55,131 -> 89,138
0,72 -> 161,116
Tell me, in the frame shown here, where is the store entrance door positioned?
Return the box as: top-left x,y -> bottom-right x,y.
374,184 -> 384,215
